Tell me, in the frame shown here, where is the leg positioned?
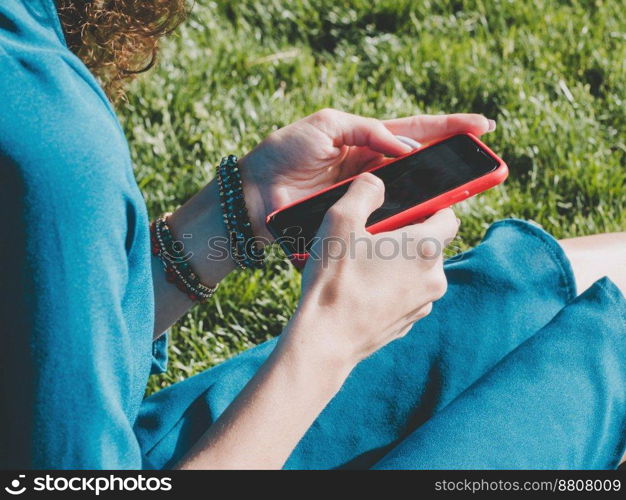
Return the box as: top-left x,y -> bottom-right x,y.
136,219 -> 578,469
375,278 -> 626,469
560,232 -> 626,295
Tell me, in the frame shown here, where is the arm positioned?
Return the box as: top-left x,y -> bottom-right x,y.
151,178 -> 234,337
174,314 -> 352,469
1,151 -> 149,468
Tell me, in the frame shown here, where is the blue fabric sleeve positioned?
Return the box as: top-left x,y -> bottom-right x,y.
151,334 -> 170,375
0,154 -> 146,468
0,0 -> 156,468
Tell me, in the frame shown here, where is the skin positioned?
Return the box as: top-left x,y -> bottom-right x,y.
559,233 -> 626,295
148,109 -> 626,469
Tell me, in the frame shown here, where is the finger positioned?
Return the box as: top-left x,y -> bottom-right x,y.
391,303 -> 433,339
399,303 -> 433,325
395,323 -> 414,340
416,208 -> 460,247
308,109 -> 412,157
326,173 -> 385,229
338,146 -> 386,179
391,208 -> 460,256
383,113 -> 496,143
394,135 -> 422,149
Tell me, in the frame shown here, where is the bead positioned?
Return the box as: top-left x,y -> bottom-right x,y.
216,155 -> 264,270
151,212 -> 218,302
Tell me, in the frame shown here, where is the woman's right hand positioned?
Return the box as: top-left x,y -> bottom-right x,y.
282,173 -> 459,368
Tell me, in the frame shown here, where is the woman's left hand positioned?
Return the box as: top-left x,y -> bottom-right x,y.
240,108 -> 495,239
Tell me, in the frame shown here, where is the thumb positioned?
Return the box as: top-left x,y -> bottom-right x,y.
331,173 -> 385,227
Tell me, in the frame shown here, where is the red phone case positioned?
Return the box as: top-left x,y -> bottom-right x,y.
266,133 -> 508,269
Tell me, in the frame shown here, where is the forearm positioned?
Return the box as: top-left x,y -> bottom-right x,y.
151,179 -> 236,337
174,313 -> 354,469
151,154 -> 267,337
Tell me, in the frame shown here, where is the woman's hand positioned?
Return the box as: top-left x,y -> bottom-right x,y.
241,109 -> 494,239
280,173 -> 459,367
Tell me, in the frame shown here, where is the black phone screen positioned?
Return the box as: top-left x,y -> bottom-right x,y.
267,134 -> 499,254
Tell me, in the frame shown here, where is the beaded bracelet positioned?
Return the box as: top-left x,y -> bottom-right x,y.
151,213 -> 218,302
216,155 -> 265,270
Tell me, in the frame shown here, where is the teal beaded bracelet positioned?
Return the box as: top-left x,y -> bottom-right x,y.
216,155 -> 265,270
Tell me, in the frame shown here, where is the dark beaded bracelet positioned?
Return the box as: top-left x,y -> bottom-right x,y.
216,155 -> 265,270
151,214 -> 218,302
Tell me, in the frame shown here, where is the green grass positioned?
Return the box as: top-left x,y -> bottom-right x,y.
119,0 -> 626,394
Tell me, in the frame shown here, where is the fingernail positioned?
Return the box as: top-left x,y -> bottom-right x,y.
456,217 -> 461,226
395,135 -> 422,150
487,119 -> 496,132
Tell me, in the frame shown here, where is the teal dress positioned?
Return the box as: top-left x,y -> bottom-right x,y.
2,0 -> 625,470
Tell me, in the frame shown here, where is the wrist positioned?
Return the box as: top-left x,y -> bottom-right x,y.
277,305 -> 359,381
167,179 -> 235,286
239,153 -> 272,242
166,150 -> 269,285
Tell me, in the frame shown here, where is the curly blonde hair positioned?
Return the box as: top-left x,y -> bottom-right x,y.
56,0 -> 188,101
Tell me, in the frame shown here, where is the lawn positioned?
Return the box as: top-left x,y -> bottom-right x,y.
119,0 -> 626,394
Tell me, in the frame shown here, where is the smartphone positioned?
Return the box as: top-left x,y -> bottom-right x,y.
265,133 -> 508,267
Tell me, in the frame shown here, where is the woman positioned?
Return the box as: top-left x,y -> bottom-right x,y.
1,0 -> 625,470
